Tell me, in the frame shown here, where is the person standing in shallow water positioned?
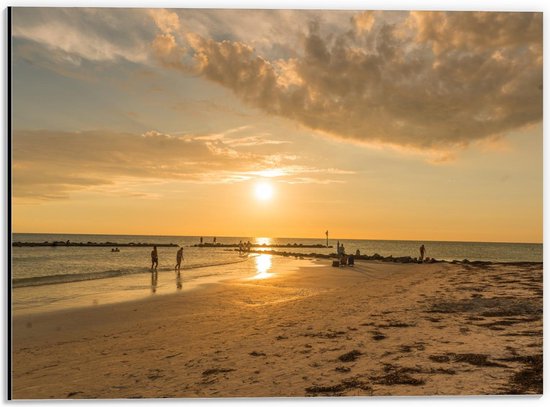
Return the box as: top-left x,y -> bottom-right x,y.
419,244 -> 426,262
175,247 -> 184,272
151,246 -> 159,270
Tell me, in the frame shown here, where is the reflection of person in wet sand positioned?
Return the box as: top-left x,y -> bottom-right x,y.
151,246 -> 158,270
175,247 -> 184,271
151,269 -> 158,293
419,244 -> 426,262
176,270 -> 182,290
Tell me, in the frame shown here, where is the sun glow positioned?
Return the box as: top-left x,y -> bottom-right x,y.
254,182 -> 274,201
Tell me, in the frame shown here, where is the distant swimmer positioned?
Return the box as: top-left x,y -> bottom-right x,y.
419,244 -> 426,262
151,246 -> 159,270
175,247 -> 184,271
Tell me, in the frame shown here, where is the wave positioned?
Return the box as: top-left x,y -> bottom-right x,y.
12,256 -> 252,288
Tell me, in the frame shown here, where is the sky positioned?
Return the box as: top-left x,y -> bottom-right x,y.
9,6 -> 543,243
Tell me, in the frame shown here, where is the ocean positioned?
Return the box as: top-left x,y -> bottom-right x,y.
11,233 -> 542,315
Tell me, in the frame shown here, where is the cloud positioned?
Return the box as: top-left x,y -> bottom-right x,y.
148,9 -> 180,35
12,129 -> 352,202
11,9 -> 542,155
409,12 -> 542,55
152,10 -> 541,152
353,11 -> 377,34
12,8 -> 155,63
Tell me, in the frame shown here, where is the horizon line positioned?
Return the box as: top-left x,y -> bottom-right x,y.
10,231 -> 543,246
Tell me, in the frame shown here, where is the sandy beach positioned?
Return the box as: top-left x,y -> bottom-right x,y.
11,257 -> 542,399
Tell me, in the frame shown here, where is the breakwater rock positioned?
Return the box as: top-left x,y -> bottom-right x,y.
245,249 -> 439,264
194,243 -> 332,249
12,241 -> 179,248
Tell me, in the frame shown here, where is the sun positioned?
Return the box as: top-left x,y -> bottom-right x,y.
254,182 -> 274,201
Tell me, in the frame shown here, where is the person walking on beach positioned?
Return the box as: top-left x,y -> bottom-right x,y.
175,247 -> 184,271
419,244 -> 426,262
151,246 -> 159,270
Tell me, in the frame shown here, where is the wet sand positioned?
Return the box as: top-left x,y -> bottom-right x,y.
11,258 -> 542,398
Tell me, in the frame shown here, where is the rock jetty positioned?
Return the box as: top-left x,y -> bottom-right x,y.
194,243 -> 331,249
12,241 -> 178,248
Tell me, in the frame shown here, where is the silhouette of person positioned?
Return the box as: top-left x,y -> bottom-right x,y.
151,246 -> 159,270
175,247 -> 184,271
419,244 -> 426,262
239,240 -> 243,253
200,236 -> 203,244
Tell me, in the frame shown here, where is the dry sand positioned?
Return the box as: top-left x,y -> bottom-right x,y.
11,257 -> 542,399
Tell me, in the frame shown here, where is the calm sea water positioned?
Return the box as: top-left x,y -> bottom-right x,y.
12,233 -> 542,286
10,233 -> 542,314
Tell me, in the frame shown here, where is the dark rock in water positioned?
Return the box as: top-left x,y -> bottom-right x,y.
12,241 -> 178,248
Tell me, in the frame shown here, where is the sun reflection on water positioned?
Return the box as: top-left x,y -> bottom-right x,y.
255,237 -> 272,252
255,237 -> 272,246
254,254 -> 273,279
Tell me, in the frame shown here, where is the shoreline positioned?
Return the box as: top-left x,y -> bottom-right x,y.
11,258 -> 542,398
11,255 -> 305,317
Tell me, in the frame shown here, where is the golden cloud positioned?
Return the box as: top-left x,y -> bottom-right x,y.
152,10 -> 542,153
